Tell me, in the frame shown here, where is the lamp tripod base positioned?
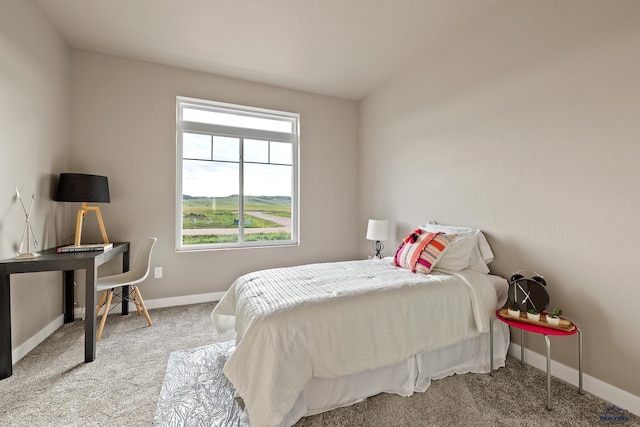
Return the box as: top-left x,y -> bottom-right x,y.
74,203 -> 110,246
372,240 -> 384,259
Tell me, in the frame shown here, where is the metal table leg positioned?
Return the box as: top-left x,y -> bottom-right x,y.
521,328 -> 525,365
578,328 -> 584,395
544,329 -> 583,410
490,316 -> 496,376
545,335 -> 552,411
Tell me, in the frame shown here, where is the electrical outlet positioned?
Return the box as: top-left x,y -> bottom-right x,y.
154,267 -> 163,279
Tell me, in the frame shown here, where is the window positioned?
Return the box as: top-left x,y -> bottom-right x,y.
176,97 -> 299,251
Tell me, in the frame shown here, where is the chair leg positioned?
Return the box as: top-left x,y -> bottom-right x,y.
132,286 -> 152,327
130,286 -> 143,315
96,290 -> 108,317
96,290 -> 113,341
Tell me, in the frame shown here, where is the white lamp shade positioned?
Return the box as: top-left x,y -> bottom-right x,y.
366,219 -> 389,241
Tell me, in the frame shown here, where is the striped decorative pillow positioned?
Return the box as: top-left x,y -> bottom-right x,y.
415,232 -> 456,274
395,229 -> 455,274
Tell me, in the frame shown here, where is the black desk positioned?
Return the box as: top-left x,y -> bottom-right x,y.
0,242 -> 130,379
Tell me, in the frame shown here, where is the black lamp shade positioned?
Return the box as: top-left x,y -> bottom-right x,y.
56,173 -> 110,203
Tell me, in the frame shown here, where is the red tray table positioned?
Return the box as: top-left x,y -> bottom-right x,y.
490,309 -> 584,410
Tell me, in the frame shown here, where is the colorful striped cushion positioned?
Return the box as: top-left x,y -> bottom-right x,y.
415,232 -> 456,274
395,229 -> 455,274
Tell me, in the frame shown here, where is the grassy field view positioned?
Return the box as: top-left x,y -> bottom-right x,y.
182,195 -> 291,244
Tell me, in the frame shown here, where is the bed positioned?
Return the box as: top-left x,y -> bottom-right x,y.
212,224 -> 510,427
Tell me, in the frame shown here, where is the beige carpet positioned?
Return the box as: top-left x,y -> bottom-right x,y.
1,302 -> 638,426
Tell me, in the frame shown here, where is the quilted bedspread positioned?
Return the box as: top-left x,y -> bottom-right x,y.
211,260 -> 498,427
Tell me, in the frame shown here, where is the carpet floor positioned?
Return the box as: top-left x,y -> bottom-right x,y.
155,336 -> 640,427
1,302 -> 638,426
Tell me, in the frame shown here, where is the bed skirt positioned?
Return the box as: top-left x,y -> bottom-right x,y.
265,322 -> 510,427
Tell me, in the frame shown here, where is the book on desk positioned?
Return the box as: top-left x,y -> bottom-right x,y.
57,243 -> 114,253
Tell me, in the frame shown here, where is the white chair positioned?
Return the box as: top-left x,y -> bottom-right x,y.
95,238 -> 157,341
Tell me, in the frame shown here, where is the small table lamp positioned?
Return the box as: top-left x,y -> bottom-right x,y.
56,173 -> 110,246
366,219 -> 389,259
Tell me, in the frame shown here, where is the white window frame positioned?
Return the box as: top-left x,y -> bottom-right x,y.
176,96 -> 299,251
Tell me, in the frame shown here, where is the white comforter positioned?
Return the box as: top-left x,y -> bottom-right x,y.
211,260 -> 498,427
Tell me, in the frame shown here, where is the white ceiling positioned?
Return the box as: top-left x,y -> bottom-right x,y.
35,0 -> 497,100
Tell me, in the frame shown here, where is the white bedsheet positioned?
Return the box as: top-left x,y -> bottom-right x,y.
212,260 -> 500,427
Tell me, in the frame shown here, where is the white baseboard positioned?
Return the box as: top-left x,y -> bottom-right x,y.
13,292 -> 225,365
72,291 -> 226,319
12,314 -> 64,365
508,342 -> 640,418
141,291 -> 226,310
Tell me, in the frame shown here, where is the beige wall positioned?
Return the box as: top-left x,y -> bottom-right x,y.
70,50 -> 360,302
0,0 -> 71,346
359,1 -> 640,398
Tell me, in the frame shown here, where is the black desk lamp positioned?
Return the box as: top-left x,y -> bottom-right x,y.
56,173 -> 110,246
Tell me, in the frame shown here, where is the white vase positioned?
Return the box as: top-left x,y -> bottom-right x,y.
507,308 -> 520,318
527,312 -> 540,322
546,315 -> 560,326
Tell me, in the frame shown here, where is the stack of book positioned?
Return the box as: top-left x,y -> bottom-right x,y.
57,243 -> 114,253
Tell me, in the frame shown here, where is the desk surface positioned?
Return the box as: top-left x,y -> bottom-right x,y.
0,242 -> 130,273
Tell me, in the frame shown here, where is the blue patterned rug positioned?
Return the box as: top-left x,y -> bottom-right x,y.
153,340 -> 247,427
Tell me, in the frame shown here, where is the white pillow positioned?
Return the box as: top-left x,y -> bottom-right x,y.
418,224 -> 494,273
487,274 -> 509,308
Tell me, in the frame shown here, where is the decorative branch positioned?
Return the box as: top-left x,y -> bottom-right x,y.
15,187 -> 39,257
